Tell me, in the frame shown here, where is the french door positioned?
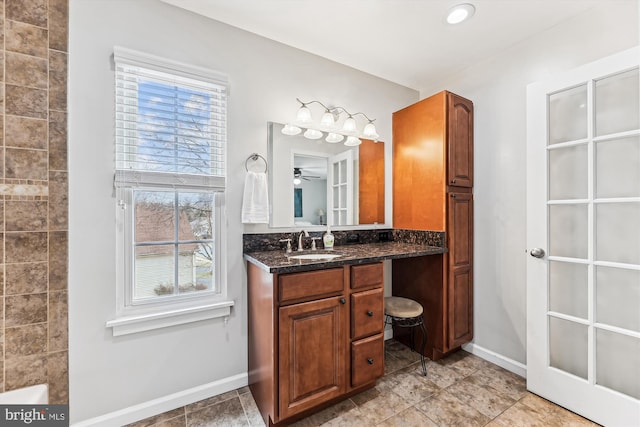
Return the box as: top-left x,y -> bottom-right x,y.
526,46 -> 640,426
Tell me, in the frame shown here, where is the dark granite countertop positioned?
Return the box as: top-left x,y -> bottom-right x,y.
244,242 -> 447,274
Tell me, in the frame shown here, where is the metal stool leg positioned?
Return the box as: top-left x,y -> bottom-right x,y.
419,320 -> 427,376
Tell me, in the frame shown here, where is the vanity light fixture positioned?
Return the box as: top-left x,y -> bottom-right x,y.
282,98 -> 379,145
446,3 -> 475,25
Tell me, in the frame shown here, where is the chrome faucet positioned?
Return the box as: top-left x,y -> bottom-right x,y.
297,230 -> 309,252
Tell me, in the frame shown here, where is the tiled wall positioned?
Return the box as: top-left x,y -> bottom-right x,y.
0,0 -> 68,403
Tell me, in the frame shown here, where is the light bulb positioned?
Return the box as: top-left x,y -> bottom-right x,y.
344,136 -> 362,146
341,116 -> 357,134
303,128 -> 323,140
325,133 -> 344,143
296,105 -> 312,124
446,4 -> 475,24
293,177 -> 301,185
281,123 -> 302,135
320,111 -> 335,129
362,122 -> 379,140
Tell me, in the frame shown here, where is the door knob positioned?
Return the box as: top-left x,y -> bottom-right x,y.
530,248 -> 545,258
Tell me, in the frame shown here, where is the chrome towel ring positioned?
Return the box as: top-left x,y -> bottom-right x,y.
245,153 -> 268,173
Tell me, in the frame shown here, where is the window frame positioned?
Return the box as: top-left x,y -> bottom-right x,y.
107,47 -> 232,336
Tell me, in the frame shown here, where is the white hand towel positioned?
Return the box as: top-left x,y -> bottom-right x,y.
242,171 -> 269,224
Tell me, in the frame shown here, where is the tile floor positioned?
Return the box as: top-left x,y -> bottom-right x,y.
126,340 -> 599,427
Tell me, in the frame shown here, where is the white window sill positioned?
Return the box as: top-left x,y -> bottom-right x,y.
106,300 -> 234,336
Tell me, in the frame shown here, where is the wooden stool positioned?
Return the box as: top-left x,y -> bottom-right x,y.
384,296 -> 427,376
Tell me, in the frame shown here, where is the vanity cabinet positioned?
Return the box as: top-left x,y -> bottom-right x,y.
392,90 -> 474,359
247,261 -> 384,426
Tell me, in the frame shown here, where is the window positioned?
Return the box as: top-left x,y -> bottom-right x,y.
107,47 -> 232,336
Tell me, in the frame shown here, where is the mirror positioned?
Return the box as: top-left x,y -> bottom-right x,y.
268,122 -> 385,228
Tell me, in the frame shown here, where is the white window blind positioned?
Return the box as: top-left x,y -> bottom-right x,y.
114,46 -> 228,189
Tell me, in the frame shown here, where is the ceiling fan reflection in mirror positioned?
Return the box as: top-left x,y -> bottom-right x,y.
293,167 -> 320,185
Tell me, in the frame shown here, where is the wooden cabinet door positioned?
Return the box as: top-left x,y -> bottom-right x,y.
447,192 -> 474,348
278,296 -> 346,419
447,92 -> 473,188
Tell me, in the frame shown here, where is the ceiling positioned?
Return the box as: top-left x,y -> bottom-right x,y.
160,0 -> 609,91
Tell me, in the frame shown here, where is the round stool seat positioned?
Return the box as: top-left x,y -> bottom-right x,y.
385,296 -> 423,318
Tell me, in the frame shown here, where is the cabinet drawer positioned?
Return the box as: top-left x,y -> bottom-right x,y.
350,263 -> 383,290
279,268 -> 344,304
351,333 -> 384,388
351,288 -> 384,340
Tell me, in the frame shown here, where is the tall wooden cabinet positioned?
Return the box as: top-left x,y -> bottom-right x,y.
392,90 -> 474,359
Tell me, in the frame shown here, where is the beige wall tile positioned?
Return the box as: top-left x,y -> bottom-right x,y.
49,171 -> 67,230
6,116 -> 47,149
5,20 -> 48,58
5,200 -> 48,231
49,231 -> 66,291
5,147 -> 47,180
5,262 -> 47,295
5,353 -> 48,390
48,351 -> 68,404
0,265 -> 4,296
49,50 -> 67,111
0,52 -> 5,82
49,290 -> 67,352
6,52 -> 48,89
0,360 -> 4,393
49,111 -> 67,170
48,0 -> 68,52
5,323 -> 47,358
5,293 -> 47,327
6,0 -> 47,27
5,232 -> 48,263
5,84 -> 47,118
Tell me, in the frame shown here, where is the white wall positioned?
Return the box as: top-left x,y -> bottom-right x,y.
68,0 -> 416,423
420,2 -> 639,365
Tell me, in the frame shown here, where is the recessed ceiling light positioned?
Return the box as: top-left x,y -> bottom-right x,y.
446,3 -> 475,25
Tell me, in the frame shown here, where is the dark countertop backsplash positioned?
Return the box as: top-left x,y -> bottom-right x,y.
243,229 -> 445,253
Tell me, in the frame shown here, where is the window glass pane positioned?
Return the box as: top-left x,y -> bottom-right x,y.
596,136 -> 640,198
549,317 -> 588,379
596,202 -> 640,264
548,204 -> 588,259
549,261 -> 588,319
194,243 -> 214,293
548,85 -> 587,145
595,68 -> 640,137
135,244 -> 175,300
135,191 -> 175,243
549,144 -> 588,200
178,192 -> 213,241
596,329 -> 640,399
596,267 -> 640,332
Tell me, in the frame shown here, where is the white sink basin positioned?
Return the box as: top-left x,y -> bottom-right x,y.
288,253 -> 342,261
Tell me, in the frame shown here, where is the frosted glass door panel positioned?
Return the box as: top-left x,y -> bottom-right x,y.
548,85 -> 588,145
596,136 -> 640,198
549,317 -> 588,379
549,144 -> 588,200
596,203 -> 640,264
332,163 -> 339,185
595,68 -> 640,136
549,261 -> 588,319
596,266 -> 640,332
549,204 -> 588,258
596,330 -> 640,399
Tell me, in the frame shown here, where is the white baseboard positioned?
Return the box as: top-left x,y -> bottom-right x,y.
462,342 -> 527,378
71,373 -> 248,427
